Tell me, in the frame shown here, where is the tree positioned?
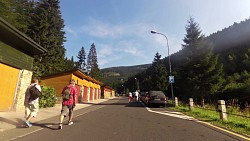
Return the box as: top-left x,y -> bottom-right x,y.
182,17 -> 204,49
149,52 -> 168,91
29,0 -> 66,76
176,18 -> 224,106
0,0 -> 35,34
87,43 -> 102,81
86,43 -> 96,74
89,61 -> 102,81
175,17 -> 205,99
187,41 -> 224,105
63,56 -> 75,71
76,46 -> 87,71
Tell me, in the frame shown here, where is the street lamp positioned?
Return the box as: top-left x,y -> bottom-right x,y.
134,78 -> 140,92
150,30 -> 174,105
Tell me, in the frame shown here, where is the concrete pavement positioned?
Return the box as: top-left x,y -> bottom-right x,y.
0,98 -> 112,132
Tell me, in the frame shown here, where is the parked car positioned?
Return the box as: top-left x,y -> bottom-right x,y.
145,91 -> 166,107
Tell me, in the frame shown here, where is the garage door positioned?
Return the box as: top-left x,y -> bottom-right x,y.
0,63 -> 20,111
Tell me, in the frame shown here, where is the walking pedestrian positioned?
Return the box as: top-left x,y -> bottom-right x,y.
128,92 -> 133,102
58,79 -> 77,129
135,90 -> 139,101
24,78 -> 42,127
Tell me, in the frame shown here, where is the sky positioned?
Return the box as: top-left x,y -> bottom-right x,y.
60,0 -> 250,69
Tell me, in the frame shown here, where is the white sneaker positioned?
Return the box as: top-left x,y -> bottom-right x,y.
68,121 -> 73,125
25,121 -> 32,127
58,123 -> 62,129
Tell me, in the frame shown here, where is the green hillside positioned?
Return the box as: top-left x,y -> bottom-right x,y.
101,64 -> 151,87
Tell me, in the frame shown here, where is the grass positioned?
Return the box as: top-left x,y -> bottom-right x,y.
171,104 -> 250,136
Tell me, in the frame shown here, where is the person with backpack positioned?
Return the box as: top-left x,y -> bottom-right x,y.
58,79 -> 77,129
24,78 -> 42,127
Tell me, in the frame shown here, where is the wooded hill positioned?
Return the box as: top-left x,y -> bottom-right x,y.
101,64 -> 151,88
109,18 -> 250,109
103,18 -> 250,88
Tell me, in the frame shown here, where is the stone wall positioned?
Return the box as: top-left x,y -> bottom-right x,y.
13,70 -> 32,111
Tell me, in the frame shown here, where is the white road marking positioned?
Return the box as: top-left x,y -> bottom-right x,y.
143,104 -> 250,141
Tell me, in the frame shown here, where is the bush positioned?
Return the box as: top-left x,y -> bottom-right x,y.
39,85 -> 57,108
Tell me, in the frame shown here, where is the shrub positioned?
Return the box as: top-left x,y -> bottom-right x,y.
39,85 -> 57,108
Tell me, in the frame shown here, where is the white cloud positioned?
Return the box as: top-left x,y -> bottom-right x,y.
97,44 -> 119,66
79,18 -> 155,40
80,19 -> 124,38
98,55 -> 121,67
96,43 -> 122,67
98,44 -> 113,58
115,40 -> 146,58
64,25 -> 78,37
151,33 -> 182,55
65,18 -> 182,68
97,41 -> 147,67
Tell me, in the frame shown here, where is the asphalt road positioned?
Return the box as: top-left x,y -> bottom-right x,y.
3,97 -> 249,141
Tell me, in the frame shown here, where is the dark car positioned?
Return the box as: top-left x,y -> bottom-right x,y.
145,91 -> 166,107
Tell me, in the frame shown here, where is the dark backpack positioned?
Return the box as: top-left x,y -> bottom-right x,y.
29,84 -> 42,100
62,86 -> 71,100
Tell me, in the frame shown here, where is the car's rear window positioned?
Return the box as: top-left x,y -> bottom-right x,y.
149,91 -> 165,97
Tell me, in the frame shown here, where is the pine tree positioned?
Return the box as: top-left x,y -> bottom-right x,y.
87,43 -> 102,81
29,0 -> 66,76
182,17 -> 204,49
76,46 -> 87,71
186,41 -> 224,105
177,17 -> 224,104
87,43 -> 97,73
15,0 -> 35,33
0,0 -> 15,21
176,17 -> 205,98
89,61 -> 102,81
0,0 -> 35,33
149,52 -> 168,91
63,56 -> 75,71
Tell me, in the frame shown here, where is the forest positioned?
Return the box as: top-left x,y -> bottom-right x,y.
0,0 -> 102,80
122,17 -> 250,110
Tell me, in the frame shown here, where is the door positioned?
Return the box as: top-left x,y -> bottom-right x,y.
0,63 -> 20,111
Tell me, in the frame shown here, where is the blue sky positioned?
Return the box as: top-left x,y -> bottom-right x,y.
60,0 -> 250,69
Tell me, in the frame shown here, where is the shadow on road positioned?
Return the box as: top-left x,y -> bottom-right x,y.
32,122 -> 58,130
0,117 -> 25,129
125,101 -> 145,108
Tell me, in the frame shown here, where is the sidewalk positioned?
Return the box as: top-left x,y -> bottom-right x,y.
0,98 -> 112,132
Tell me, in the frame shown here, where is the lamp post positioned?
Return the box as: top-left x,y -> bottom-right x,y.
134,78 -> 140,92
150,30 -> 174,105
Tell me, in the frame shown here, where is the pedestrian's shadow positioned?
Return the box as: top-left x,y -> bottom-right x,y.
32,122 -> 59,130
0,117 -> 26,129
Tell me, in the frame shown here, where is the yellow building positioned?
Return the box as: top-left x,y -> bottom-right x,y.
101,85 -> 115,99
41,69 -> 103,103
0,17 -> 46,111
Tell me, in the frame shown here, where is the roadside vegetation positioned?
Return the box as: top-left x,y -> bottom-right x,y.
171,103 -> 250,136
39,85 -> 57,108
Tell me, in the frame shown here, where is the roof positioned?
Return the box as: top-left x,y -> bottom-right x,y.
102,85 -> 113,90
0,17 -> 47,56
42,69 -> 103,85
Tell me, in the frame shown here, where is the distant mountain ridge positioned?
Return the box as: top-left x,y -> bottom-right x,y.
101,18 -> 250,86
101,63 -> 151,79
100,63 -> 151,88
